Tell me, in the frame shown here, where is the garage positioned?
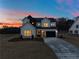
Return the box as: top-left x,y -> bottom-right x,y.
46,31 -> 56,37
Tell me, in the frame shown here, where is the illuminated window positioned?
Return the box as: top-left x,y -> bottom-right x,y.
43,23 -> 48,27
37,30 -> 41,35
24,30 -> 32,36
32,22 -> 34,24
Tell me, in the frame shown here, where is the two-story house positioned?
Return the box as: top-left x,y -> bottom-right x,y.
69,17 -> 79,35
20,15 -> 58,39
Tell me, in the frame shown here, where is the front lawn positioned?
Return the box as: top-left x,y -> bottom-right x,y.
0,34 -> 58,59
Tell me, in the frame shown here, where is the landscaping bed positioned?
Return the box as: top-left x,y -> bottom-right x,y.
8,37 -> 43,42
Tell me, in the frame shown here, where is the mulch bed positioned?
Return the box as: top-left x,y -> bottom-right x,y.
8,37 -> 43,42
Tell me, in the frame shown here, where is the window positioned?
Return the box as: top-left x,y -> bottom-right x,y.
76,25 -> 79,28
74,30 -> 78,34
43,23 -> 48,27
51,23 -> 56,27
32,22 -> 34,24
37,23 -> 41,26
24,30 -> 32,36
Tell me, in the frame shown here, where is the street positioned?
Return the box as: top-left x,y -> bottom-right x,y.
44,38 -> 79,59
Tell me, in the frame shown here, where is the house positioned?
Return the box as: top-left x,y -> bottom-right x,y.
69,17 -> 79,35
20,15 -> 58,39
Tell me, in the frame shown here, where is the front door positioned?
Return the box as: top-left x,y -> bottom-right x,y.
36,30 -> 42,37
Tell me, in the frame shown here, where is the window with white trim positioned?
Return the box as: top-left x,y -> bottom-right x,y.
24,30 -> 32,36
43,22 -> 48,27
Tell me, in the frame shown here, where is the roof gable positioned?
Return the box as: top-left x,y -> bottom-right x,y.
69,19 -> 79,30
21,23 -> 35,30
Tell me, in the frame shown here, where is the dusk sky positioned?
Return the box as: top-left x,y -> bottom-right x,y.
0,0 -> 79,23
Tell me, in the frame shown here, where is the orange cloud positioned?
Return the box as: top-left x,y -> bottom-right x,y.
0,8 -> 43,23
0,17 -> 21,23
0,8 -> 57,24
0,8 -> 57,27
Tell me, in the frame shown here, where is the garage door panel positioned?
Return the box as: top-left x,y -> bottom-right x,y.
46,31 -> 56,37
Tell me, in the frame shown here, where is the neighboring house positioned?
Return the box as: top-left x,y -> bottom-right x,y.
69,17 -> 79,35
20,15 -> 58,39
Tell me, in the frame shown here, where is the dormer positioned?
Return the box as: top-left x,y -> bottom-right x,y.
41,17 -> 51,27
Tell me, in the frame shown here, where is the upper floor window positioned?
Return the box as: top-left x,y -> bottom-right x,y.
76,25 -> 79,28
51,22 -> 56,27
37,23 -> 41,26
43,22 -> 48,27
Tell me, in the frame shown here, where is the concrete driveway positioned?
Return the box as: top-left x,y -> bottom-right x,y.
44,38 -> 79,59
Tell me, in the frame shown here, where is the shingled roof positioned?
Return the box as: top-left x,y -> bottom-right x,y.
22,15 -> 56,22
21,15 -> 57,29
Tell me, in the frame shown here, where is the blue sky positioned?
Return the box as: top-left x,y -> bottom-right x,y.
0,0 -> 79,23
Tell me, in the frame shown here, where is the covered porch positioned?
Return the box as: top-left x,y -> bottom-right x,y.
36,29 -> 57,38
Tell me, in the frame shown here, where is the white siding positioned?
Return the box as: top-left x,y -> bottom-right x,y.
69,19 -> 79,34
21,24 -> 36,38
41,18 -> 51,27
